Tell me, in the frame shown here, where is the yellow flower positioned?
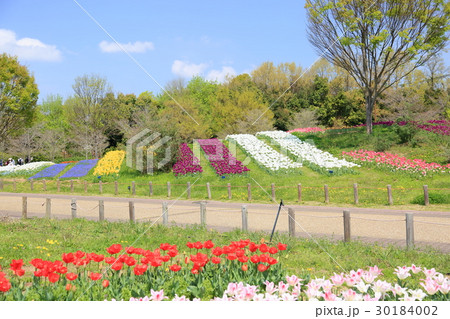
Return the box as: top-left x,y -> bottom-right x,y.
93,150 -> 126,176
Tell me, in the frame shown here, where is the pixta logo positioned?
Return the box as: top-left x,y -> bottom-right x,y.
126,129 -> 172,175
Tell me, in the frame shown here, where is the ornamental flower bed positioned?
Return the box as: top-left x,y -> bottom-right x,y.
226,134 -> 302,172
128,265 -> 449,301
93,151 -> 125,176
287,127 -> 326,134
257,131 -> 358,174
29,163 -> 69,179
197,139 -> 249,175
173,143 -> 203,176
0,239 -> 288,301
0,162 -> 53,176
342,150 -> 450,176
60,159 -> 99,179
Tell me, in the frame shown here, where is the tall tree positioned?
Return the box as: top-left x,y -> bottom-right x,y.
0,53 -> 39,142
306,0 -> 450,133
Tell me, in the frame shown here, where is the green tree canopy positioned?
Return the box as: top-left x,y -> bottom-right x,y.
0,53 -> 39,142
306,0 -> 450,133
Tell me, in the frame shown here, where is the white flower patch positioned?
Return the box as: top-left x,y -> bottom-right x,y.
0,162 -> 54,175
226,134 -> 302,171
256,131 -> 359,169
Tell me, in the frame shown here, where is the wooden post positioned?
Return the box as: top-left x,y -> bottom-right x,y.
99,200 -> 104,221
84,180 -> 87,193
406,213 -> 414,250
227,183 -> 232,199
387,185 -> 393,205
343,210 -> 351,242
149,181 -> 153,196
200,201 -> 206,226
114,181 -> 118,196
353,183 -> 359,205
241,205 -> 248,231
247,183 -> 251,201
57,179 -> 60,192
206,183 -> 211,200
22,196 -> 27,219
271,183 -> 276,201
70,180 -> 74,193
132,181 -> 136,195
288,207 -> 295,237
45,198 -> 51,219
0,178 -> 3,190
324,184 -> 329,203
30,180 -> 34,191
42,179 -> 47,191
129,201 -> 135,223
423,185 -> 429,206
187,182 -> 191,199
71,198 -> 77,219
167,182 -> 171,198
297,183 -> 302,202
99,181 -> 103,194
162,202 -> 168,226
13,179 -> 16,191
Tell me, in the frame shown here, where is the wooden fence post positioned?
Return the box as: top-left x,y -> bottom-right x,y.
149,181 -> 153,196
241,205 -> 248,232
22,196 -> 27,219
114,181 -> 118,196
206,183 -> 211,200
42,179 -> 47,191
13,179 -> 16,192
324,184 -> 329,203
288,207 -> 295,237
162,202 -> 168,225
406,213 -> 414,250
200,201 -> 206,226
129,201 -> 135,223
343,210 -> 351,242
57,179 -> 60,192
271,183 -> 276,202
167,182 -> 171,198
353,183 -> 359,205
99,200 -> 104,221
423,185 -> 429,206
99,181 -> 103,194
71,198 -> 77,219
29,179 -> 34,191
70,180 -> 74,193
297,183 -> 302,202
247,183 -> 251,201
45,198 -> 51,219
387,185 -> 393,205
227,183 -> 232,199
187,182 -> 191,199
84,180 -> 87,193
0,178 -> 3,190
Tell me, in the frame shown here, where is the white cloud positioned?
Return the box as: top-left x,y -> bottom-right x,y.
99,40 -> 154,53
0,29 -> 62,62
206,66 -> 237,82
171,60 -> 208,78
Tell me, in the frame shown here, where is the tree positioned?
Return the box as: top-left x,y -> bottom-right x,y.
306,0 -> 450,134
0,53 -> 39,142
65,74 -> 111,158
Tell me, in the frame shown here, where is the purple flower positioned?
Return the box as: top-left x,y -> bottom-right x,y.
172,143 -> 203,176
29,163 -> 70,179
60,159 -> 99,178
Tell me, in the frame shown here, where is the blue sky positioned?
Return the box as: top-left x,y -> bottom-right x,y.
0,0 -> 317,102
1,1 -> 448,103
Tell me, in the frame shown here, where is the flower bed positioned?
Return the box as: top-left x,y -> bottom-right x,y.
287,127 -> 326,134
197,139 -> 249,175
29,163 -> 69,179
93,151 -> 125,176
173,143 -> 203,176
0,239 -> 287,301
60,159 -> 99,179
226,134 -> 302,172
0,162 -> 53,176
342,150 -> 450,176
257,131 -> 358,174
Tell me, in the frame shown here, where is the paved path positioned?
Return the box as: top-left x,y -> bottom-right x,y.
1,192 -> 449,253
